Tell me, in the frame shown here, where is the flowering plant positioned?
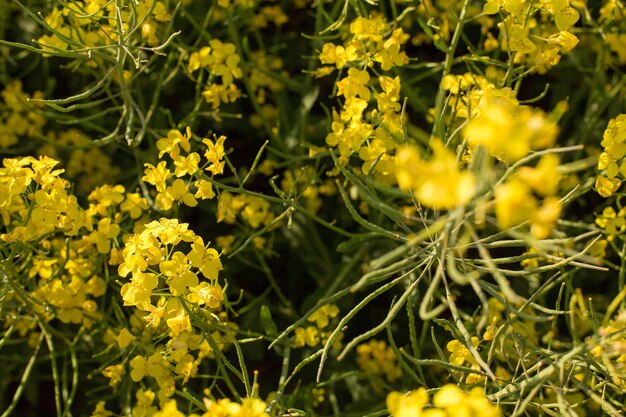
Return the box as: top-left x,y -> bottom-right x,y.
1,0 -> 625,416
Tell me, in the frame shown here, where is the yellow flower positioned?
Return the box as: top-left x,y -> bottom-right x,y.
194,179 -> 215,200
121,192 -> 149,219
293,326 -> 320,348
356,339 -> 402,382
507,24 -> 536,53
596,176 -> 621,198
90,401 -> 114,417
157,179 -> 198,210
187,237 -> 223,280
121,272 -> 159,310
494,179 -> 537,230
547,31 -> 579,53
319,43 -> 358,69
307,304 -> 340,329
173,153 -> 201,177
187,282 -> 223,308
531,197 -> 562,239
132,389 -> 157,417
153,400 -> 185,417
337,68 -> 371,101
130,352 -> 169,382
101,364 -> 125,387
446,337 -> 480,367
203,135 -> 227,175
91,217 -> 121,254
517,154 -> 561,197
117,327 -> 136,349
159,251 -> 198,295
386,388 -> 429,417
552,0 -> 580,31
394,141 -> 476,210
143,161 -> 172,193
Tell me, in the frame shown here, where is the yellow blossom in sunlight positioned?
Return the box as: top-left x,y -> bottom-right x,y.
91,401 -> 114,417
143,161 -> 172,193
153,400 -> 185,417
121,192 -> 149,219
531,197 -> 562,239
394,141 -> 476,210
203,397 -> 269,417
203,135 -> 227,175
157,179 -> 198,210
507,24 -> 537,54
307,304 -> 340,329
464,90 -> 558,163
101,364 -> 125,387
596,176 -> 621,198
159,251 -> 198,295
187,282 -> 223,308
319,43 -> 358,69
494,179 -> 537,230
132,389 -> 157,417
517,154 -> 562,196
433,385 -> 501,417
552,0 -> 580,31
194,179 -> 215,200
117,327 -> 136,349
387,385 -> 500,417
130,352 -> 169,382
547,31 -> 579,53
293,326 -> 320,348
596,206 -> 626,240
121,272 -> 159,310
356,339 -> 402,382
187,236 -> 223,280
447,337 -> 480,367
386,388 -> 429,417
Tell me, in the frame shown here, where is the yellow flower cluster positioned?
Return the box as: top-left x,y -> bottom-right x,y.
117,316 -> 235,396
118,218 -> 223,312
486,0 -> 580,73
195,397 -> 269,417
143,128 -> 226,211
596,206 -> 626,241
99,214 -> 238,407
17,236 -> 107,328
293,304 -> 341,349
251,4 -> 289,29
217,192 -> 275,229
597,114 -> 626,197
0,81 -> 45,148
598,0 -> 626,65
463,89 -> 559,163
36,0 -> 171,58
318,16 -> 410,182
97,385 -> 269,417
248,51 -> 287,129
494,154 -> 563,239
0,156 -> 89,242
446,337 -> 485,385
323,71 -> 405,181
356,339 -> 402,382
188,40 -> 243,110
394,140 -> 476,210
319,15 -> 410,72
386,384 -> 501,417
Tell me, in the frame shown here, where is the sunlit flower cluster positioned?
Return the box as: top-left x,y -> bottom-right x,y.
387,384 -> 501,417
